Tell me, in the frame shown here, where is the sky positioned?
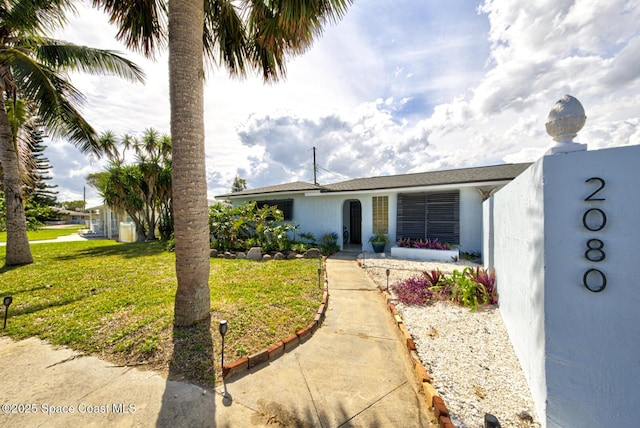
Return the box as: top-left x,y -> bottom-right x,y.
48,0 -> 640,206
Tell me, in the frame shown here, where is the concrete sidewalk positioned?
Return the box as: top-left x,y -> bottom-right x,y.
0,252 -> 434,427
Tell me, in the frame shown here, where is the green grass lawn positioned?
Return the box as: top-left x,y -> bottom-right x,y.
0,240 -> 322,386
0,224 -> 84,242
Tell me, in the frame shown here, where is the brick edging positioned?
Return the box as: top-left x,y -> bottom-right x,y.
385,298 -> 454,427
222,261 -> 329,379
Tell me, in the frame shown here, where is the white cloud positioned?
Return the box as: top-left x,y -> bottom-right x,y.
41,1 -> 640,203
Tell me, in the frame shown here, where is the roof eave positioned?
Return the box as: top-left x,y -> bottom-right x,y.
310,178 -> 516,196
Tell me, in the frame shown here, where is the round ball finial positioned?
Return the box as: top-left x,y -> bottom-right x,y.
545,95 -> 586,143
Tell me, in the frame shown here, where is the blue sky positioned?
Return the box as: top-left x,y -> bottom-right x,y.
49,0 -> 640,205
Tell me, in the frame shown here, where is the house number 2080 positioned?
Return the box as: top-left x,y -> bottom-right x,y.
582,177 -> 607,292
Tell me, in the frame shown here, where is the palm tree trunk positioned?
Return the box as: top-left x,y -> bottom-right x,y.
169,0 -> 210,326
0,100 -> 33,265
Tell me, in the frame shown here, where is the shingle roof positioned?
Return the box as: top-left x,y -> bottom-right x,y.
218,181 -> 321,197
322,163 -> 532,192
218,163 -> 532,198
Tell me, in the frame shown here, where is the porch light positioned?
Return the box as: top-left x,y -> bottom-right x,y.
219,320 -> 228,369
3,296 -> 12,329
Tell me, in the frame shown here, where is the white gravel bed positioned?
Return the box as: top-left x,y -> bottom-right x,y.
360,255 -> 540,428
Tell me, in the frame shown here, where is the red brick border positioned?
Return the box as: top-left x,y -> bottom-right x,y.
363,254 -> 455,428
222,259 -> 329,380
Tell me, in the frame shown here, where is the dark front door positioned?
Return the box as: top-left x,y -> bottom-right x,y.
349,201 -> 362,244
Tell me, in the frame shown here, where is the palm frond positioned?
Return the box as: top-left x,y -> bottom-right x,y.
244,0 -> 352,82
204,0 -> 248,77
35,40 -> 145,83
92,0 -> 167,58
1,0 -> 75,35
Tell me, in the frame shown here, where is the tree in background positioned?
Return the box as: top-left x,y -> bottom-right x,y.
231,175 -> 247,193
0,0 -> 145,265
88,128 -> 172,241
0,99 -> 58,226
95,0 -> 352,325
59,200 -> 85,211
24,129 -> 58,207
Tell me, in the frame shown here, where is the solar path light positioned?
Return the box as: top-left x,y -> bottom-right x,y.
219,320 -> 228,369
386,268 -> 390,294
3,296 -> 12,329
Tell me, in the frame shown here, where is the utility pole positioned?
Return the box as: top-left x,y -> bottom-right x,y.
312,146 -> 318,185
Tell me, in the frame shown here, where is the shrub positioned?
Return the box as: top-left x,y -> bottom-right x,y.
392,266 -> 498,310
396,238 -> 451,250
391,275 -> 434,305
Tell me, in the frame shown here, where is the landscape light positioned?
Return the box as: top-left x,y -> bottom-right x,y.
3,296 -> 12,329
386,268 -> 390,293
219,320 -> 228,369
318,268 -> 322,288
484,413 -> 501,428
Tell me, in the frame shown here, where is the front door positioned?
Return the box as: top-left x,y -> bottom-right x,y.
349,201 -> 362,244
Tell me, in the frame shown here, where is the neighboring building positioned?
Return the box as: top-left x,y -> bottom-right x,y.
49,207 -> 90,225
86,205 -> 137,242
216,163 -> 532,253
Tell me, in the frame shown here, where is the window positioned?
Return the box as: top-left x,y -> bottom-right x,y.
255,199 -> 293,221
396,191 -> 459,244
372,196 -> 389,234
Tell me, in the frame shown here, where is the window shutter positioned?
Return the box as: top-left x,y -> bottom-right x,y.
426,191 -> 459,244
396,193 -> 426,240
396,191 -> 460,245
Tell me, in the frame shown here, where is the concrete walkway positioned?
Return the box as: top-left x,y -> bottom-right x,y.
0,252 -> 433,427
0,232 -> 88,246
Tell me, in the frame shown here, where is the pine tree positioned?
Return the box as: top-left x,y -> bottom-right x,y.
231,175 -> 247,193
25,129 -> 58,207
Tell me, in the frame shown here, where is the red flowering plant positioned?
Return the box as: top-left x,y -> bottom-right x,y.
396,238 -> 452,250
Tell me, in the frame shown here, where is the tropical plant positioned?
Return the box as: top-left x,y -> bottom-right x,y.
392,267 -> 498,310
94,0 -> 352,326
209,201 -> 305,252
423,269 -> 443,287
368,232 -> 390,244
466,266 -> 498,305
396,238 -> 452,250
320,232 -> 339,245
87,129 -> 173,241
0,0 -> 144,265
391,275 -> 434,306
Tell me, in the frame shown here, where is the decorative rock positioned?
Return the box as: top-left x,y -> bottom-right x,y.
236,252 -> 246,259
304,248 -> 322,259
246,247 -> 262,260
262,254 -> 272,261
274,252 -> 286,260
210,249 -> 218,258
287,252 -> 297,260
224,251 -> 232,259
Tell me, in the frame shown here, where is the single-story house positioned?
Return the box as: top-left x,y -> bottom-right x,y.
86,205 -> 137,242
216,163 -> 532,254
49,207 -> 90,225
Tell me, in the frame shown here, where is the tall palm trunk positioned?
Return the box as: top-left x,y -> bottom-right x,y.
0,100 -> 33,265
169,0 -> 210,325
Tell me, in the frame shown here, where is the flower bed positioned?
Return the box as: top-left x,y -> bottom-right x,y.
390,246 -> 459,262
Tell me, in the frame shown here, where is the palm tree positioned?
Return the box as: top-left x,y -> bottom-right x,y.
88,128 -> 172,241
94,0 -> 352,326
0,0 -> 145,265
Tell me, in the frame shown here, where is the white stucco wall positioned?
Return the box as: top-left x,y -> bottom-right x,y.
487,144 -> 640,427
542,146 -> 640,427
459,187 -> 484,253
489,160 -> 547,422
229,187 -> 485,253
